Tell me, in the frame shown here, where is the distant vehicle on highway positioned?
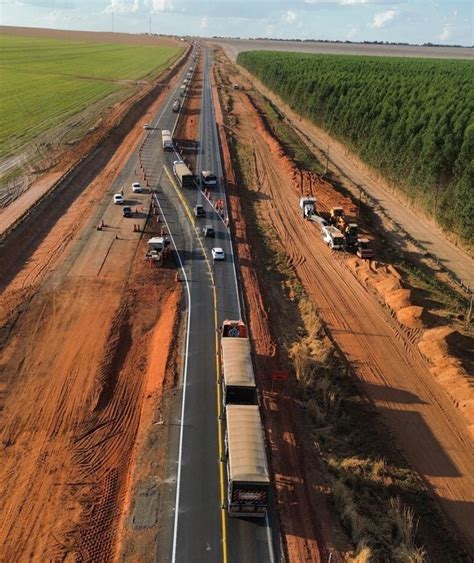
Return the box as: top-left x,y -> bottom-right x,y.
162,129 -> 173,151
203,225 -> 215,237
212,247 -> 225,261
194,204 -> 205,218
201,170 -> 217,188
122,206 -> 132,218
143,123 -> 151,130
172,99 -> 181,112
132,182 -> 142,193
113,194 -> 124,205
173,160 -> 195,188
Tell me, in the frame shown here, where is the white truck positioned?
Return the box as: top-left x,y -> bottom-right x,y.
161,129 -> 173,151
172,99 -> 181,112
300,197 -> 317,220
322,225 -> 345,250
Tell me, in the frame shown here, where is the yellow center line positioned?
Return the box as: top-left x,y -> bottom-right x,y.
163,165 -> 229,563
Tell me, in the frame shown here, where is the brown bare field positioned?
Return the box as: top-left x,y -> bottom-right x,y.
215,37 -> 474,61
212,48 -> 474,556
0,25 -> 181,46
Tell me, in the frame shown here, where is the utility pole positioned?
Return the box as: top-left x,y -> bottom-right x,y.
111,11 -> 114,33
357,184 -> 363,222
467,293 -> 473,332
324,143 -> 329,175
149,14 -> 152,35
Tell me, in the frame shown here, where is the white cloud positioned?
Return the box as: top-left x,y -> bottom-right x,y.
104,0 -> 173,14
145,0 -> 173,12
370,9 -> 397,28
285,10 -> 297,24
438,23 -> 452,41
104,0 -> 138,14
340,0 -> 369,5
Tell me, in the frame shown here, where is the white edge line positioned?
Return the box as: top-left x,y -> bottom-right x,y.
152,191 -> 191,563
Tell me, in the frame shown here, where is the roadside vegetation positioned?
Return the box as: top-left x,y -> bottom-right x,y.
231,133 -> 469,562
237,51 -> 474,245
0,35 -> 182,158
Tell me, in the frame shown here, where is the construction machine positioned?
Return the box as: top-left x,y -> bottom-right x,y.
329,207 -> 345,228
356,238 -> 375,259
342,223 -> 359,248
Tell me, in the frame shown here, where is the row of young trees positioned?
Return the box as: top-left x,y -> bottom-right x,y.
237,51 -> 473,245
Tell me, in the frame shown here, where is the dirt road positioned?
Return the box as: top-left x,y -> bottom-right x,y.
229,57 -> 474,291
222,85 -> 474,550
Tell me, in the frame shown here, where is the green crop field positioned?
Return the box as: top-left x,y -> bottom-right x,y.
0,35 -> 182,158
238,51 -> 474,244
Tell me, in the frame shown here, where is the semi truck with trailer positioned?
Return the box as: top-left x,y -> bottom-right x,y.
173,160 -> 195,188
225,405 -> 270,518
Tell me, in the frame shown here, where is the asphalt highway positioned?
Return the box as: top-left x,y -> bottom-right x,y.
139,44 -> 278,562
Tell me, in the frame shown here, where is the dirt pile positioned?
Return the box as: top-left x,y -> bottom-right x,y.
419,327 -> 474,435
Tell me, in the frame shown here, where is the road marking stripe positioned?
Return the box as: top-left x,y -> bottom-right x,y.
152,190 -> 192,563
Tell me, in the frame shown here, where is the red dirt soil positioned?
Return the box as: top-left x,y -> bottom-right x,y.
213,55 -> 474,554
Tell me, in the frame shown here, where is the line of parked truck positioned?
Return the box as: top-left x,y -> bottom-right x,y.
220,320 -> 269,518
299,197 -> 374,259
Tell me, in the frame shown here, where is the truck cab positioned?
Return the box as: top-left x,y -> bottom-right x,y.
322,226 -> 345,250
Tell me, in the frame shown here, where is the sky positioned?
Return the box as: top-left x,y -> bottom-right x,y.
0,0 -> 472,46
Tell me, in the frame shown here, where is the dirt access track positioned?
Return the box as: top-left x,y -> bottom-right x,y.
212,54 -> 474,552
0,46 -> 184,559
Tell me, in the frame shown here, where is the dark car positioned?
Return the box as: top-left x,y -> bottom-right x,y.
203,225 -> 215,237
123,206 -> 133,218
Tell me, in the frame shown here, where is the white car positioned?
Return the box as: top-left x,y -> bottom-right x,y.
113,194 -> 124,204
132,182 -> 142,193
211,247 -> 225,261
143,123 -> 151,130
